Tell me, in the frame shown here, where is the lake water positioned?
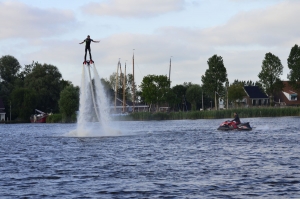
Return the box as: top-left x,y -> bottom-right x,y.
0,117 -> 300,198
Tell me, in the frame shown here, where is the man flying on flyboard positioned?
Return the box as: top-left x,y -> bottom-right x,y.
79,35 -> 100,64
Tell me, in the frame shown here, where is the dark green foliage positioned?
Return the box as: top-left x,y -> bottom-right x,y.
60,79 -> 73,91
185,84 -> 202,111
0,55 -> 21,115
287,44 -> 300,91
171,83 -> 191,111
10,88 -> 37,121
47,113 -> 62,123
24,62 -> 62,112
59,85 -> 79,122
0,55 -> 21,84
227,83 -> 246,107
233,79 -> 262,88
140,75 -> 171,110
201,55 -> 228,109
258,52 -> 284,103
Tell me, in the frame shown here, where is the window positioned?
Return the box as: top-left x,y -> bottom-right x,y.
291,94 -> 297,101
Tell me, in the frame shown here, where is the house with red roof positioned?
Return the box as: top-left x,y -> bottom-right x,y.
274,81 -> 300,106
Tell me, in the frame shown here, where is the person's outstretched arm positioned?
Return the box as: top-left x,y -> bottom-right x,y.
92,40 -> 100,43
79,41 -> 85,44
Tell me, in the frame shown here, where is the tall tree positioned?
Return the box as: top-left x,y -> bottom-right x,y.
201,55 -> 228,110
24,63 -> 62,112
140,75 -> 170,111
258,52 -> 284,105
185,84 -> 202,111
0,55 -> 21,84
287,44 -> 300,91
0,55 -> 21,114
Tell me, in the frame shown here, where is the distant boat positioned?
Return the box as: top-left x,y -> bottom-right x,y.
30,109 -> 48,123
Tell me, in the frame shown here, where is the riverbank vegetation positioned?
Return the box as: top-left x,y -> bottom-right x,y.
114,107 -> 300,121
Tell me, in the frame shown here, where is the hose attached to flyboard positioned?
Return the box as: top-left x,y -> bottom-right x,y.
86,63 -> 101,123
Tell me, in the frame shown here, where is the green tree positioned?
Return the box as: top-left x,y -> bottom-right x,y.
227,82 -> 246,107
10,87 -> 37,121
287,44 -> 300,90
258,52 -> 284,105
0,55 -> 21,114
59,85 -> 79,122
0,55 -> 21,84
201,55 -> 228,110
185,84 -> 202,111
171,84 -> 188,111
140,75 -> 170,111
24,63 -> 62,112
60,79 -> 72,91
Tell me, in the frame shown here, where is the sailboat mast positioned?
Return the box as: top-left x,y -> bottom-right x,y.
114,60 -> 120,112
132,50 -> 135,112
123,62 -> 126,113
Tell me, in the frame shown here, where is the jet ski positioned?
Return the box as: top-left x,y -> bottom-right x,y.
217,120 -> 252,131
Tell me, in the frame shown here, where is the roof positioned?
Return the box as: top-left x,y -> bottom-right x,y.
244,86 -> 268,99
274,81 -> 300,106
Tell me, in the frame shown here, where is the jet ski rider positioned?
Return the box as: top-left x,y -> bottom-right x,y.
231,112 -> 241,129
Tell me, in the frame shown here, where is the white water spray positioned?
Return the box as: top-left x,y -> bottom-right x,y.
67,63 -> 121,137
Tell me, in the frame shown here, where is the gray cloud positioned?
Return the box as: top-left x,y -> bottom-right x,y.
5,0 -> 299,87
0,1 -> 77,39
81,0 -> 185,18
200,1 -> 300,46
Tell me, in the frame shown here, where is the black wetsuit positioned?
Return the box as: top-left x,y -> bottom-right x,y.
84,38 -> 94,61
232,114 -> 241,124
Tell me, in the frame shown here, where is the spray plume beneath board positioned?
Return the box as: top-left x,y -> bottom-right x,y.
67,62 -> 121,137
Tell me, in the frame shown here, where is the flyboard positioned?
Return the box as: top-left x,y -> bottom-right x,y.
83,60 -> 101,123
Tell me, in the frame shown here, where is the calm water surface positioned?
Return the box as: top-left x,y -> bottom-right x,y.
0,117 -> 300,198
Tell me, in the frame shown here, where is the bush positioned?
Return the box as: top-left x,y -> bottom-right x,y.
47,114 -> 62,123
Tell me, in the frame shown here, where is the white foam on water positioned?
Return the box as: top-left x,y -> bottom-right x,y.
66,63 -> 121,137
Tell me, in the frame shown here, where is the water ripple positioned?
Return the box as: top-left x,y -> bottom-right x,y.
0,118 -> 300,198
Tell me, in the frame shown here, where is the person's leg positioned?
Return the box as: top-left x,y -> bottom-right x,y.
88,48 -> 92,60
84,48 -> 87,61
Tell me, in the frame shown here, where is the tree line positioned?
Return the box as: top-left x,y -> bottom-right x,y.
0,56 -> 79,122
0,44 -> 299,122
134,44 -> 300,111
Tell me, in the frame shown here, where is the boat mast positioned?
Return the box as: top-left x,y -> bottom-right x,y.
114,59 -> 120,112
169,56 -> 172,87
123,62 -> 126,113
132,49 -> 135,112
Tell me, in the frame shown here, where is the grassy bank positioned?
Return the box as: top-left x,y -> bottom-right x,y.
115,107 -> 300,121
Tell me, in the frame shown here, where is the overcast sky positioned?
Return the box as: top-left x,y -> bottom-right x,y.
0,0 -> 299,87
